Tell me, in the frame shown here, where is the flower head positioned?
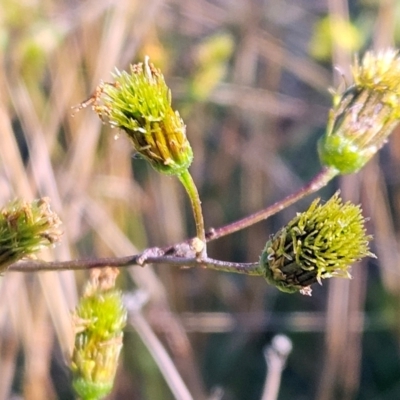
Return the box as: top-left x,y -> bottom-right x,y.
0,198 -> 62,272
319,49 -> 400,174
71,278 -> 127,400
87,57 -> 193,175
259,193 -> 374,295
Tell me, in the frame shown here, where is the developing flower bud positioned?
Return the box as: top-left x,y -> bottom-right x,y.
77,59 -> 206,256
71,281 -> 127,400
86,57 -> 193,175
0,198 -> 62,272
319,49 -> 400,174
259,193 -> 374,295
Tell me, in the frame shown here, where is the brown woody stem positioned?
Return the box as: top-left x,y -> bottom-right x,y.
205,167 -> 338,241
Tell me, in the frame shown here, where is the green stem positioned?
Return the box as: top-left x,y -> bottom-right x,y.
178,169 -> 207,257
206,166 -> 338,241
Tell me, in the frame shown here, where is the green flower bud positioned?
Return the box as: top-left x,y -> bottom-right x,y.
259,193 -> 374,295
0,198 -> 62,272
89,58 -> 193,175
71,283 -> 127,400
319,49 -> 400,174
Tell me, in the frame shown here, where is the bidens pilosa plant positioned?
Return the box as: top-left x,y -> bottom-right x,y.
319,49 -> 400,174
6,48 -> 400,399
0,198 -> 61,272
259,193 -> 374,295
71,268 -> 126,400
78,57 -> 206,258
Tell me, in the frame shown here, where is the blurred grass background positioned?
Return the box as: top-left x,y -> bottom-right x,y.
1,0 -> 400,399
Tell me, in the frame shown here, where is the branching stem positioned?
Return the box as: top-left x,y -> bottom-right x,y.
178,169 -> 207,256
8,167 -> 337,274
9,256 -> 260,275
206,166 -> 338,241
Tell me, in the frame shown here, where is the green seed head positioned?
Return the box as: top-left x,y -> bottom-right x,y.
71,283 -> 127,400
259,193 -> 374,295
319,49 -> 400,174
90,58 -> 193,175
0,198 -> 62,272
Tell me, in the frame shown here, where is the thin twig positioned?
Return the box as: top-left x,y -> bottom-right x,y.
125,291 -> 194,400
8,255 -> 261,274
7,167 -> 337,274
206,166 -> 337,241
261,335 -> 293,400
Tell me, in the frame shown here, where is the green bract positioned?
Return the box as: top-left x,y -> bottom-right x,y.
71,285 -> 127,400
319,49 -> 400,174
91,58 -> 193,175
259,193 -> 374,295
0,198 -> 62,272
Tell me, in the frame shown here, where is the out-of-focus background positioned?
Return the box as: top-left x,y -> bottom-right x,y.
1,0 -> 400,399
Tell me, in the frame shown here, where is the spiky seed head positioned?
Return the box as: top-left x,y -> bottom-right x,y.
88,57 -> 193,175
319,49 -> 400,174
259,192 -> 374,295
0,198 -> 62,272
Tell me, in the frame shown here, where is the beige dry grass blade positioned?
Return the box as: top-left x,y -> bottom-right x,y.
0,0 -> 398,398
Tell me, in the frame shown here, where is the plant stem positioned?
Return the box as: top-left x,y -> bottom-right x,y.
204,259 -> 261,275
261,335 -> 293,400
7,168 -> 337,275
206,166 -> 338,241
8,255 -> 260,274
125,293 -> 194,400
178,169 -> 206,256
